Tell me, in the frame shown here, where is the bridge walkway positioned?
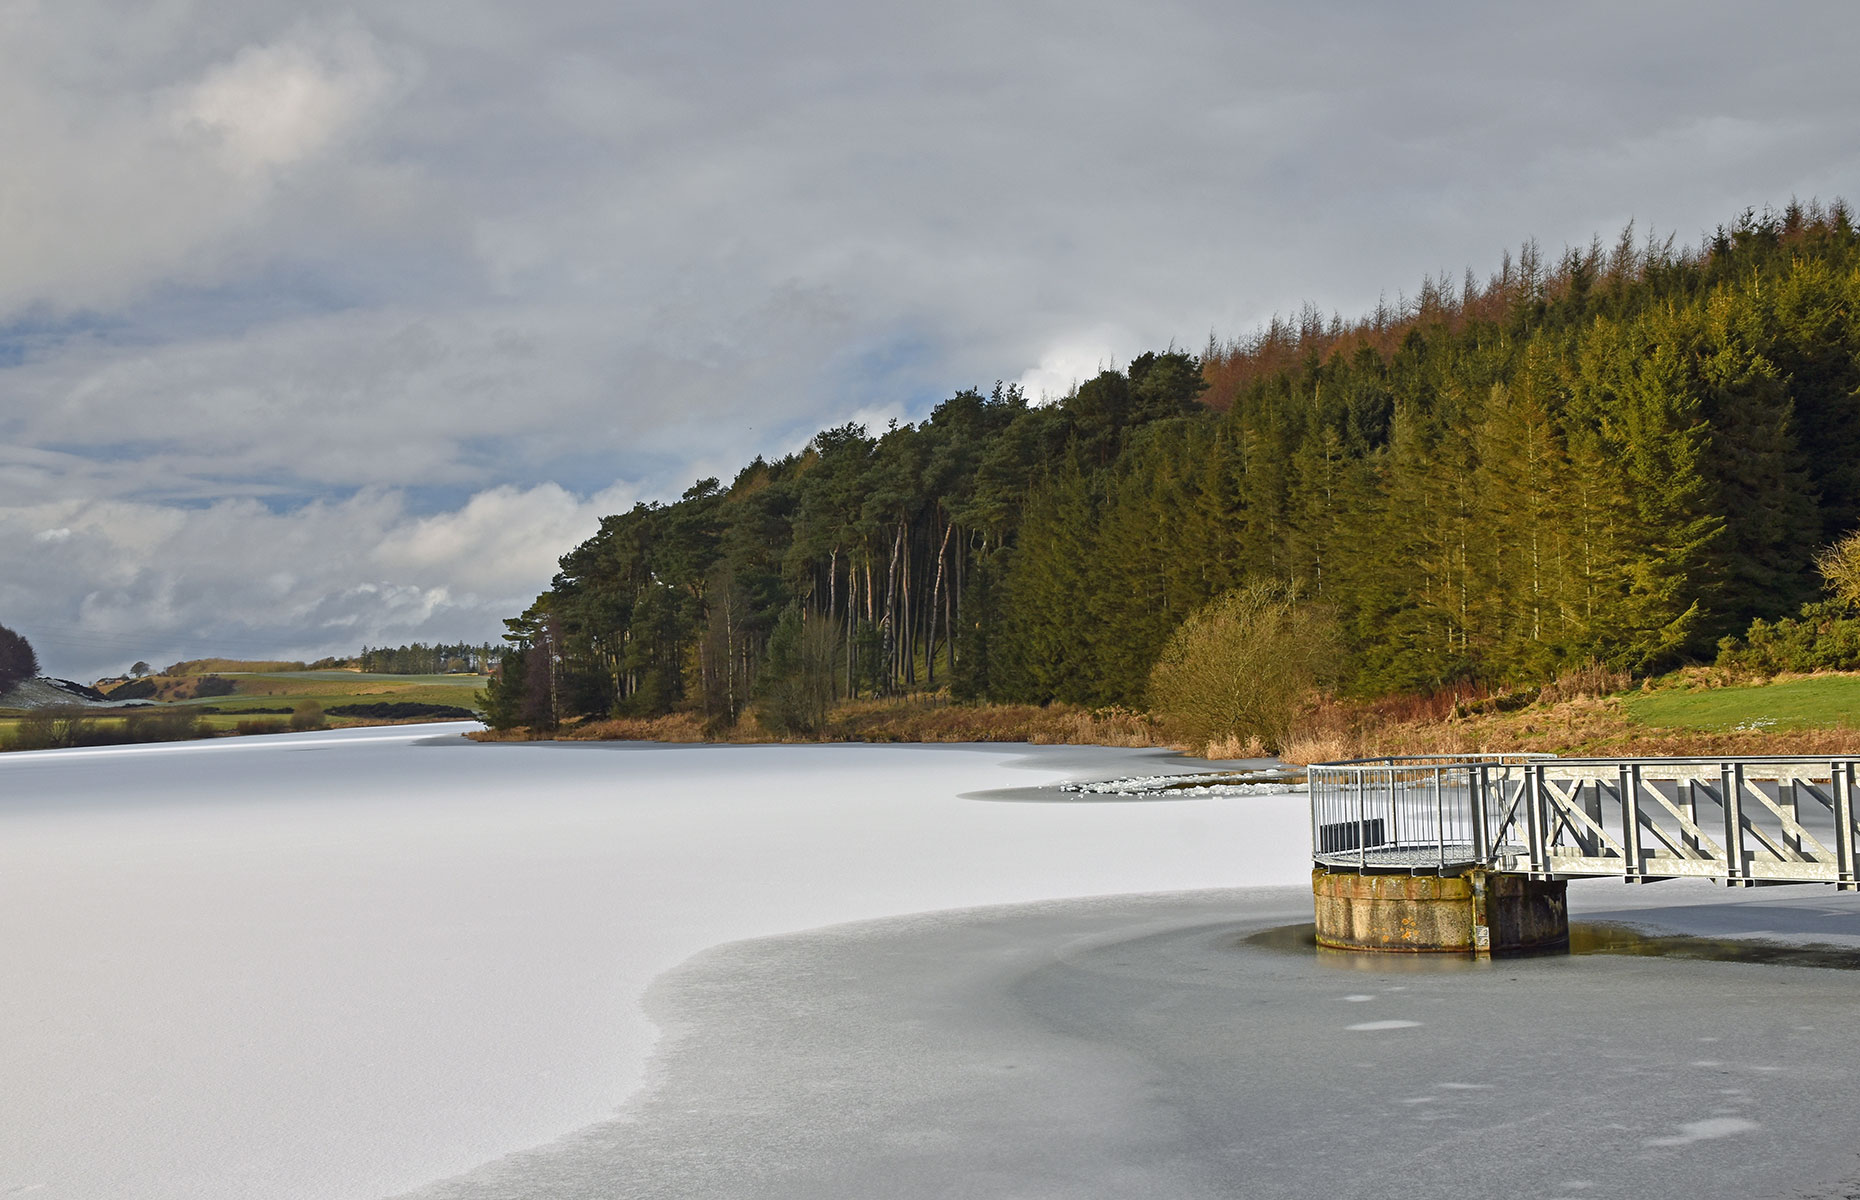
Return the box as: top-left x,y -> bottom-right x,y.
1308,755 -> 1860,889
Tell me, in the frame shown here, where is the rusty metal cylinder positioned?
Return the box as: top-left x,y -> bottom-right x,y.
1312,867 -> 1567,955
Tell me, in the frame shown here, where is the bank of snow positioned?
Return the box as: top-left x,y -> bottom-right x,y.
1061,769 -> 1304,797
0,674 -> 149,709
0,728 -> 1308,1200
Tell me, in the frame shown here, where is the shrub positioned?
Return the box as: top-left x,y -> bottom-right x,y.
1537,660 -> 1632,705
1723,531 -> 1860,673
1817,532 -> 1860,608
125,707 -> 208,742
10,705 -> 87,750
193,675 -> 238,698
1717,600 -> 1860,674
325,701 -> 477,720
290,702 -> 325,731
1147,582 -> 1342,754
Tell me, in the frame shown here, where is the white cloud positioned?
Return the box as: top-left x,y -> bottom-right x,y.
373,481 -> 637,591
1014,329 -> 1136,403
0,13 -> 410,318
4,0 -> 1860,672
0,482 -> 634,678
174,23 -> 397,176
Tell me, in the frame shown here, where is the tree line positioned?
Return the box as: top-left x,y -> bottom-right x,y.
352,643 -> 500,675
486,200 -> 1860,731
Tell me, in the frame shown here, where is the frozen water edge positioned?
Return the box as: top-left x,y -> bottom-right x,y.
398,887 -> 1860,1200
0,727 -> 1313,1200
1060,770 -> 1305,798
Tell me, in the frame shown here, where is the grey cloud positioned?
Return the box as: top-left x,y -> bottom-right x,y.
0,11 -> 416,318
4,0 -> 1859,675
0,482 -> 634,677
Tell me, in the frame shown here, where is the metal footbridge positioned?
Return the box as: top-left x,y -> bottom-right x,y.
1309,754 -> 1860,889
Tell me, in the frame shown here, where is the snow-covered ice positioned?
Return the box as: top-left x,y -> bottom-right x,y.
0,726 -> 1310,1200
1060,770 -> 1304,798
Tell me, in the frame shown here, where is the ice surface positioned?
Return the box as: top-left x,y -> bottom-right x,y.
0,726 -> 1311,1200
402,887 -> 1860,1200
1061,771 -> 1304,797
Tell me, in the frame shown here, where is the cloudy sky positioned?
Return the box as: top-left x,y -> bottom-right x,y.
3,0 -> 1857,679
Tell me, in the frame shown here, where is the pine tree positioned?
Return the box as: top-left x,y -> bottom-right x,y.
0,624 -> 39,692
1469,367 -> 1571,680
1695,287 -> 1819,633
1569,312 -> 1722,671
999,455 -> 1103,703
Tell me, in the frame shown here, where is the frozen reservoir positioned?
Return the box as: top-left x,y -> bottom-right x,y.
0,725 -> 1309,1200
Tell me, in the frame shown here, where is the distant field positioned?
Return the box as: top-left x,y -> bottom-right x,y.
1627,674 -> 1860,731
235,671 -> 484,685
0,712 -> 325,737
167,671 -> 486,711
0,672 -> 484,748
0,670 -> 483,747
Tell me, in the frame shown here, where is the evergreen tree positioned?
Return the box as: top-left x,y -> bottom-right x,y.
0,624 -> 38,691
998,455 -> 1103,703
495,202 -> 1860,724
478,646 -> 530,730
1568,312 -> 1722,671
1695,288 -> 1819,632
950,552 -> 1004,702
1468,372 -> 1571,680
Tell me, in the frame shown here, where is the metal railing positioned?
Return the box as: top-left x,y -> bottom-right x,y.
1309,755 -> 1550,872
1310,755 -> 1860,889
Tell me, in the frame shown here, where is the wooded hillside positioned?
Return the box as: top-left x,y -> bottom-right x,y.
488,201 -> 1860,731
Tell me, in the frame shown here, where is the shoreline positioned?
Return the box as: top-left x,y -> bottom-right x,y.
465,675 -> 1860,764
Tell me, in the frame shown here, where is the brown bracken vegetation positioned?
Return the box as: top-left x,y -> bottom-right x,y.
1271,662 -> 1860,765
467,666 -> 1860,764
469,698 -> 1165,749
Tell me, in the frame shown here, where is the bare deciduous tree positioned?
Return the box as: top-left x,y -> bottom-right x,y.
1146,582 -> 1341,754
1815,531 -> 1860,606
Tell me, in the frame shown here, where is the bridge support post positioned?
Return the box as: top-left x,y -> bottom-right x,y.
1470,870 -> 1492,958
1312,867 -> 1567,955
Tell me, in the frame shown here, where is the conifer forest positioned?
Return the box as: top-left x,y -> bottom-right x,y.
486,202 -> 1860,732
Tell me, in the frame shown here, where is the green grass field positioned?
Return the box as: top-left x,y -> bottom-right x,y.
1626,674 -> 1860,732
0,671 -> 485,747
166,671 -> 485,712
0,712 -> 305,736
